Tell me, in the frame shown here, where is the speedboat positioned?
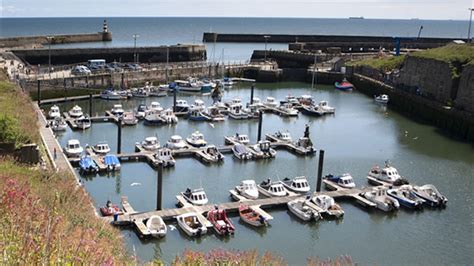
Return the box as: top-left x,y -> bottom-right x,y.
146,215 -> 167,238
175,99 -> 190,113
200,145 -> 224,163
367,160 -> 409,185
144,110 -> 166,126
122,111 -> 138,126
287,198 -> 322,222
186,131 -> 207,147
100,89 -> 122,100
188,107 -> 212,122
374,94 -> 389,104
135,104 -> 148,119
205,106 -> 226,121
75,116 -> 91,130
176,212 -> 208,237
91,142 -> 110,155
166,135 -> 187,150
258,179 -> 288,197
50,117 -> 67,131
412,184 -> 447,207
335,79 -> 354,91
225,133 -> 249,145
277,103 -> 299,117
300,105 -> 324,116
280,176 -> 310,194
235,180 -> 259,200
181,188 -> 208,206
360,187 -> 400,212
239,205 -> 268,227
387,185 -> 425,209
310,195 -> 344,218
131,87 -> 149,98
298,95 -> 314,106
64,139 -> 83,158
228,103 -> 249,120
318,101 -> 335,114
160,108 -> 178,124
232,144 -> 253,160
155,148 -> 176,168
99,200 -> 122,217
324,173 -> 356,189
103,154 -> 121,171
263,97 -> 278,108
149,102 -> 164,113
68,105 -> 83,118
271,131 -> 292,143
79,156 -> 98,174
140,136 -> 160,151
111,104 -> 124,116
48,105 -> 61,119
207,208 -> 235,236
249,140 -> 276,159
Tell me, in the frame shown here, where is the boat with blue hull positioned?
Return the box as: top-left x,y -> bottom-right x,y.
79,156 -> 99,174
387,185 -> 425,209
412,184 -> 448,207
334,79 -> 355,91
188,108 -> 212,121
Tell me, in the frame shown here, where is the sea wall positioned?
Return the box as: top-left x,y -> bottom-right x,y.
456,64 -> 474,113
0,32 -> 112,48
243,67 -> 343,83
251,50 -> 334,68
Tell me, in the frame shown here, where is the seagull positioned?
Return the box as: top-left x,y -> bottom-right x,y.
168,225 -> 177,231
130,182 -> 141,186
209,123 -> 215,128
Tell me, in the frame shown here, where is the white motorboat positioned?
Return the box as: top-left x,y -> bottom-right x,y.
228,103 -> 249,120
271,131 -> 292,143
298,94 -> 314,106
324,173 -> 356,189
50,117 -> 67,131
48,105 -> 61,119
91,142 -> 110,155
111,104 -> 124,116
280,176 -> 311,193
100,89 -> 122,100
250,97 -> 265,108
176,212 -> 208,237
235,180 -> 259,200
140,136 -> 160,151
295,136 -> 316,154
149,86 -> 167,97
166,135 -> 187,150
155,148 -> 175,168
249,140 -> 276,159
68,105 -> 83,118
146,215 -> 167,238
387,185 -> 425,209
75,116 -> 91,130
318,101 -> 336,114
280,94 -> 300,106
374,94 -> 389,104
287,198 -> 322,222
191,99 -> 206,112
144,110 -> 166,126
412,184 -> 448,207
258,179 -> 288,197
131,87 -> 149,98
278,103 -> 299,116
122,111 -> 138,126
200,145 -> 224,163
187,107 -> 212,122
149,101 -> 164,113
367,160 -> 409,185
175,99 -> 190,113
160,108 -> 178,124
135,104 -> 148,119
360,187 -> 400,212
181,188 -> 208,206
264,97 -> 278,108
205,106 -> 226,121
64,139 -> 83,158
186,131 -> 207,147
310,195 -> 344,218
225,133 -> 250,145
175,79 -> 202,92
232,144 -> 253,160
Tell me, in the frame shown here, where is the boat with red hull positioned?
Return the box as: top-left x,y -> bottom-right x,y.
207,208 -> 235,235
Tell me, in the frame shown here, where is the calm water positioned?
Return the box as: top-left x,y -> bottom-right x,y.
45,83 -> 473,265
1,17 -> 470,62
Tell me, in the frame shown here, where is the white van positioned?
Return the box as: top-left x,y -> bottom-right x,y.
87,59 -> 106,69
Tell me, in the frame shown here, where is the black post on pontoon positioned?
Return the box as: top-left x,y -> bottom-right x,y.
173,87 -> 177,112
117,119 -> 122,154
257,110 -> 263,141
316,149 -> 325,192
89,93 -> 93,117
37,79 -> 41,106
156,162 -> 163,210
250,83 -> 255,105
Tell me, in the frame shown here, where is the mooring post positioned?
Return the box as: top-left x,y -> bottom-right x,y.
89,93 -> 93,117
121,72 -> 124,89
173,88 -> 177,112
156,162 -> 163,210
250,84 -> 255,105
37,79 -> 41,106
257,110 -> 263,141
117,119 -> 122,154
316,149 -> 325,192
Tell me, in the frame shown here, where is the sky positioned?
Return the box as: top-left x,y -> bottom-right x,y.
1,0 -> 473,20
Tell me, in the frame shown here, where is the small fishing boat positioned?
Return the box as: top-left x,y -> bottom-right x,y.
140,136 -> 160,151
175,79 -> 202,92
222,77 -> 234,87
245,104 -> 262,119
277,103 -> 299,116
249,140 -> 276,159
100,89 -> 122,100
48,105 -> 61,119
200,81 -> 215,93
287,198 -> 322,222
213,101 -> 229,113
311,195 -> 344,218
239,205 -> 268,227
280,95 -> 300,106
188,108 -> 212,121
99,200 -> 123,216
324,173 -> 356,189
412,184 -> 447,207
166,135 -> 187,150
192,99 -> 206,111
225,133 -> 250,145
131,87 -> 149,98
91,142 -> 110,155
318,101 -> 336,114
360,187 -> 400,212
272,131 -> 292,143
135,104 -> 148,119
367,160 -> 409,185
64,139 -> 83,158
387,185 -> 425,209
232,144 -> 253,160
235,180 -> 259,200
207,208 -> 235,236
79,156 -> 99,174
122,111 -> 138,126
250,97 -> 265,108
228,103 -> 249,120
335,79 -> 354,91
297,95 -> 314,106
295,136 -> 316,154
176,212 -> 207,237
181,188 -> 208,206
175,99 -> 190,113
186,131 -> 207,147
374,94 -> 389,104
68,105 -> 83,118
205,106 -> 226,121
144,110 -> 166,126
75,115 -> 91,130
200,145 -> 224,163
263,97 -> 278,108
258,179 -> 288,197
160,108 -> 178,124
149,101 -> 164,113
103,154 -> 121,171
154,148 -> 176,168
146,215 -> 167,238
300,105 -> 324,116
50,117 -> 67,131
280,176 -> 311,193
149,86 -> 167,97
111,104 -> 124,116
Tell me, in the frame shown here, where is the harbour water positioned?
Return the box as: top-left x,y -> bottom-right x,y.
45,83 -> 473,265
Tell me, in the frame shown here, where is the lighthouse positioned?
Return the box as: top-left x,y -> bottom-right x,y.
101,19 -> 112,41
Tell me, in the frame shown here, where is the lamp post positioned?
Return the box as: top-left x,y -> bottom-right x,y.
165,46 -> 169,83
468,8 -> 474,43
311,54 -> 317,89
133,34 -> 140,63
46,36 -> 53,74
263,35 -> 270,62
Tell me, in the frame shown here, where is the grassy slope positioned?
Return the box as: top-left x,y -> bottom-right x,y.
348,55 -> 406,71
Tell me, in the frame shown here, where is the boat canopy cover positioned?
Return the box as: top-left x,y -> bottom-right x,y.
79,156 -> 96,168
234,144 -> 247,153
104,154 -> 120,166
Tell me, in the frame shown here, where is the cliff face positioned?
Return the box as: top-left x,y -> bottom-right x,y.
456,64 -> 474,113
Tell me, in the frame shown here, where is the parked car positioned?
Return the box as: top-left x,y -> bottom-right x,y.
125,63 -> 142,71
71,65 -> 91,75
108,62 -> 123,72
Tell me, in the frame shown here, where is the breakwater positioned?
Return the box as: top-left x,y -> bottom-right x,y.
0,32 -> 112,48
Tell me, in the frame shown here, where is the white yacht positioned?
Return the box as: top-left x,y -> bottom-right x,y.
149,102 -> 164,113
160,108 -> 178,124
64,139 -> 83,158
280,176 -> 311,193
249,140 -> 276,159
100,89 -> 122,100
228,103 -> 249,120
75,116 -> 91,130
51,117 -> 67,131
186,131 -> 207,147
232,144 -> 253,160
310,195 -> 344,218
258,179 -> 288,197
367,160 -> 409,185
225,133 -> 250,145
278,103 -> 299,116
111,104 -> 124,116
166,135 -> 187,150
360,187 -> 400,212
175,99 -> 190,113
318,101 -> 336,114
91,142 -> 110,155
140,136 -> 160,151
271,131 -> 292,143
181,188 -> 208,206
68,105 -> 83,118
412,184 -> 448,207
135,104 -> 148,119
122,111 -> 138,126
48,105 -> 61,119
287,198 -> 322,222
264,97 -> 278,108
324,173 -> 356,189
235,180 -> 259,200
192,99 -> 206,111
155,148 -> 175,168
374,94 -> 389,104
